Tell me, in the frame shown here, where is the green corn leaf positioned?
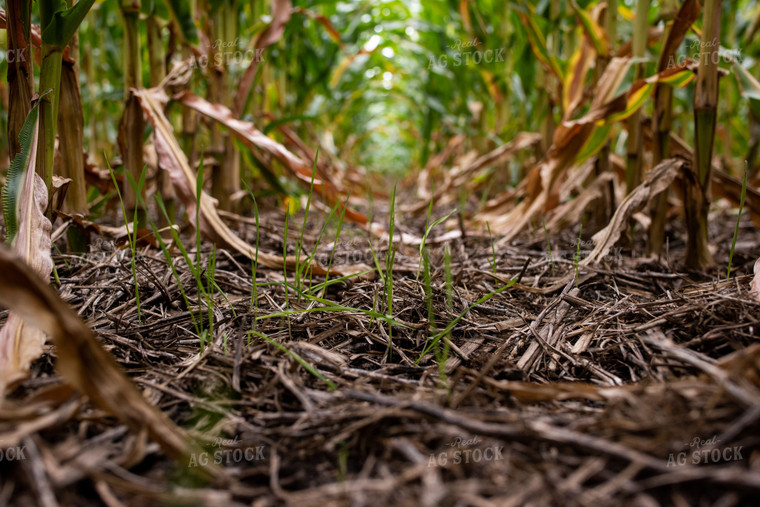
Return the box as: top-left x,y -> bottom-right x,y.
142,0 -> 170,19
575,124 -> 613,165
519,12 -> 564,80
732,60 -> 760,118
163,0 -> 200,46
40,0 -> 97,48
570,0 -> 609,56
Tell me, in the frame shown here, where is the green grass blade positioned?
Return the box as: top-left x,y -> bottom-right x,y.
727,162 -> 749,280
416,278 -> 517,363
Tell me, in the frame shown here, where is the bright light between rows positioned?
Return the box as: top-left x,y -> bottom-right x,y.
363,34 -> 382,52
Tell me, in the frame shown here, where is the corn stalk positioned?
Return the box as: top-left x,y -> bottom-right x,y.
146,5 -> 176,225
37,6 -> 64,191
686,0 -> 722,268
625,0 -> 650,195
5,0 -> 33,162
118,0 -> 146,227
36,0 -> 95,194
57,2 -> 88,250
647,0 -> 699,255
591,1 -> 617,231
208,0 -> 240,212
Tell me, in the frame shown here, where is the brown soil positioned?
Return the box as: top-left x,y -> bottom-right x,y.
2,205 -> 760,506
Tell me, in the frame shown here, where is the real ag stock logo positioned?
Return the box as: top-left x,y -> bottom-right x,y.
428,435 -> 505,467
188,435 -> 267,468
428,37 -> 505,70
666,37 -> 743,68
186,38 -> 266,70
666,435 -> 743,467
0,49 -> 28,64
0,445 -> 28,462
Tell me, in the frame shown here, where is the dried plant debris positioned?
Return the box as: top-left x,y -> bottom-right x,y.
751,258 -> 760,301
0,94 -> 53,396
1,206 -> 759,505
0,246 -> 221,481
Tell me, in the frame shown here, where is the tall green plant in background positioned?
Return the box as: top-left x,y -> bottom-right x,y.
208,0 -> 241,211
625,0 -> 650,196
57,0 -> 89,251
647,0 -> 685,256
36,0 -> 97,192
119,0 -> 146,228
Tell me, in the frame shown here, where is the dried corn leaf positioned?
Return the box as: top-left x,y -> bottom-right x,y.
0,96 -> 52,397
483,60 -> 698,243
582,159 -> 684,265
177,90 -> 368,226
651,129 -> 760,226
232,0 -> 292,116
546,171 -> 616,232
750,258 -> 760,302
406,132 -> 540,215
0,246 -> 220,480
133,87 -> 370,276
659,0 -> 701,73
562,39 -> 595,121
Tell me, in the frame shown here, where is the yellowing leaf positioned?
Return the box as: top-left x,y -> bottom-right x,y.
570,0 -> 609,55
619,6 -> 635,21
283,195 -> 299,215
605,66 -> 695,124
575,123 -> 614,164
459,0 -> 472,33
658,68 -> 697,87
479,69 -> 502,103
330,49 -> 371,88
520,13 -> 564,80
607,82 -> 656,123
563,38 -> 595,119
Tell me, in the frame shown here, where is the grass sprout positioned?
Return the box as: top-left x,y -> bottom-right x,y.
727,161 -> 749,280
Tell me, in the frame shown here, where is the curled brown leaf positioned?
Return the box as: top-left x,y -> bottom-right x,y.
133,86 -> 372,277
0,245 -> 222,481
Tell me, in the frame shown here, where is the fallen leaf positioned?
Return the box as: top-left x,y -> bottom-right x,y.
405,132 -> 541,215
133,86 -> 371,277
178,90 -> 368,226
0,95 -> 53,397
232,0 -> 292,116
582,158 -> 685,265
0,245 -> 221,480
750,258 -> 760,301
